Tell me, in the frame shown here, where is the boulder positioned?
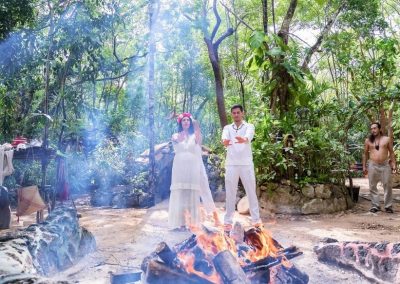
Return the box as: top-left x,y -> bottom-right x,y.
301,198 -> 326,214
0,186 -> 11,229
315,239 -> 400,283
213,191 -> 226,203
301,184 -> 315,198
0,205 -> 95,277
392,174 -> 400,188
315,184 -> 332,199
237,196 -> 250,215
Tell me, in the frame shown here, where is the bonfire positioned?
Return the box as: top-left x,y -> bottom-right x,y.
141,215 -> 309,284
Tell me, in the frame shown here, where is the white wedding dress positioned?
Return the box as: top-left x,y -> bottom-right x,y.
168,133 -> 217,228
169,134 -> 201,228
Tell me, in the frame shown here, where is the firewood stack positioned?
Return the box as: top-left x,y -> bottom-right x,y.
141,224 -> 309,284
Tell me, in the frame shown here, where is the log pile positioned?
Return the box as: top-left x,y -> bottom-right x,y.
141,224 -> 309,284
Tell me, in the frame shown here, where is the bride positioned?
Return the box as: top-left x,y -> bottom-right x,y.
168,113 -> 219,230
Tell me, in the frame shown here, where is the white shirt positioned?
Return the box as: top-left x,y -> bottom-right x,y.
221,121 -> 255,166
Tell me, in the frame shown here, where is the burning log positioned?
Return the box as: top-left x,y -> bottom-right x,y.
174,234 -> 197,251
314,238 -> 400,283
110,271 -> 142,284
155,242 -> 177,267
242,247 -> 303,273
249,265 -> 309,284
213,250 -> 250,284
145,259 -> 214,284
142,224 -> 309,284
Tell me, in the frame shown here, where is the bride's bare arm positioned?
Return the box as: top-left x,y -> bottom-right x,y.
193,120 -> 202,145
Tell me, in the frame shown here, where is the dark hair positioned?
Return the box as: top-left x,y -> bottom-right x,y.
178,117 -> 195,134
231,104 -> 244,112
369,122 -> 382,143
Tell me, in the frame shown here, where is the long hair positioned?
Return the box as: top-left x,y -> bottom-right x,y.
369,122 -> 382,143
178,117 -> 194,134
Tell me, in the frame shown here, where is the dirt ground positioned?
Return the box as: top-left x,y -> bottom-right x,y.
3,178 -> 400,283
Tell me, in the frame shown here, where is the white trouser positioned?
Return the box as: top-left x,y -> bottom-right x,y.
224,165 -> 261,225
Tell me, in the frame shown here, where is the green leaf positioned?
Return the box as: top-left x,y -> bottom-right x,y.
249,30 -> 265,49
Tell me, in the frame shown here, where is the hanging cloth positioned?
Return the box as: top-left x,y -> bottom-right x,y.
16,185 -> 46,218
0,144 -> 14,186
57,158 -> 69,201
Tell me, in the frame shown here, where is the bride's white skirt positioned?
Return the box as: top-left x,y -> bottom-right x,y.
168,188 -> 200,228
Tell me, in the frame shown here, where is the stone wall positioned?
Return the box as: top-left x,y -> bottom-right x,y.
258,181 -> 354,215
0,205 -> 95,278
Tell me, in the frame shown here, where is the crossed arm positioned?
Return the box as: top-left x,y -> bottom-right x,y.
221,124 -> 254,146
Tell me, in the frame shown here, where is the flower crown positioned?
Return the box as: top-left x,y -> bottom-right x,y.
177,112 -> 193,124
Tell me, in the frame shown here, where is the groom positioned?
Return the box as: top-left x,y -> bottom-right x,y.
222,104 -> 261,232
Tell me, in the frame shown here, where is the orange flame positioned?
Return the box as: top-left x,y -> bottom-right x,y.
177,211 -> 292,283
243,227 -> 281,262
177,251 -> 222,283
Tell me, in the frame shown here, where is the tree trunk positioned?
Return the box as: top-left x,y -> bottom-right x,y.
205,39 -> 228,127
271,0 -> 276,34
262,0 -> 268,34
201,0 -> 233,127
147,0 -> 158,203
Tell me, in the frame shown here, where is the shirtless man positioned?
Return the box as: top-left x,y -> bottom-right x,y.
362,122 -> 397,213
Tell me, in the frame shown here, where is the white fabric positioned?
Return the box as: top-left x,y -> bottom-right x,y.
0,145 -> 14,186
224,165 -> 261,225
222,122 -> 255,166
169,133 -> 218,228
169,134 -> 201,228
198,148 -> 217,214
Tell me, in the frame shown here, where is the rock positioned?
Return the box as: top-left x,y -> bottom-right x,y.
331,185 -> 345,198
261,186 -> 303,214
392,174 -> 400,188
301,184 -> 315,198
315,184 -> 332,199
334,198 -> 348,211
315,240 -> 400,283
301,198 -> 326,214
0,274 -> 70,283
0,186 -> 11,229
256,186 -> 261,198
262,182 -> 352,215
0,205 -> 96,278
0,238 -> 36,275
213,191 -> 226,203
237,196 -> 250,215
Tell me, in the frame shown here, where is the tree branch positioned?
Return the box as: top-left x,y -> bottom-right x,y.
219,0 -> 254,31
211,0 -> 221,41
277,0 -> 297,43
301,4 -> 343,71
214,27 -> 234,48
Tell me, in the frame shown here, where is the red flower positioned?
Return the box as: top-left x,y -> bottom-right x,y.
177,112 -> 192,124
